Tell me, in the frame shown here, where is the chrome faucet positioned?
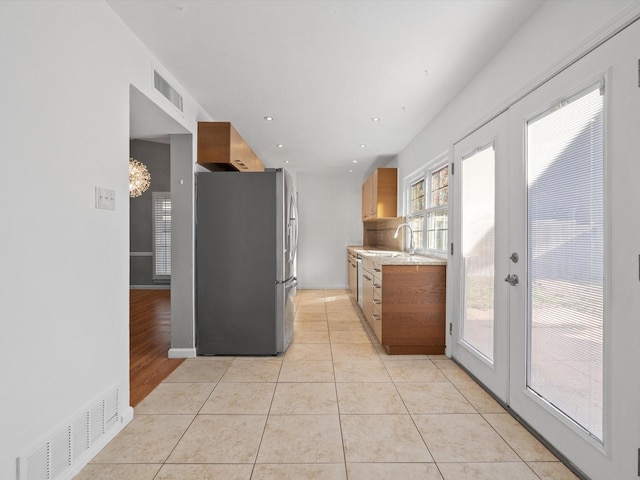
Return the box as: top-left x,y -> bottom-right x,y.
393,223 -> 415,255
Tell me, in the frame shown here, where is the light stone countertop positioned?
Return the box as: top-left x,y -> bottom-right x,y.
347,246 -> 447,266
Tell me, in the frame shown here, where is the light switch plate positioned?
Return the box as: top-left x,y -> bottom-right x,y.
95,187 -> 115,210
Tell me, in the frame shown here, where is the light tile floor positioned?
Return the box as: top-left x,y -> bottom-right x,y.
75,289 -> 579,480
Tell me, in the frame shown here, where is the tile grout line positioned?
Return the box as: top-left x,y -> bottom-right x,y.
249,356 -> 282,478
323,289 -> 350,479
477,411 -> 547,480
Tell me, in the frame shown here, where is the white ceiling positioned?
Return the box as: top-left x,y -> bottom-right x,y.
111,0 -> 543,173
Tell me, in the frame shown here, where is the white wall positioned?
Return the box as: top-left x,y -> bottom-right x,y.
296,171 -> 363,289
395,1 -> 640,478
397,0 -> 639,183
0,2 -> 206,478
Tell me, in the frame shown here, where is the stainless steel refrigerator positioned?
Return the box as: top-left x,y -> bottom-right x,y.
195,169 -> 297,355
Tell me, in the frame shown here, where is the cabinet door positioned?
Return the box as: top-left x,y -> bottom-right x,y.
347,254 -> 357,297
361,168 -> 397,220
246,150 -> 265,172
362,270 -> 374,328
375,168 -> 397,218
370,170 -> 379,217
362,177 -> 374,220
361,182 -> 368,220
372,269 -> 383,342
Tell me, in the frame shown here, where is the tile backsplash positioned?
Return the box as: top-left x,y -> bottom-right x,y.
363,217 -> 406,251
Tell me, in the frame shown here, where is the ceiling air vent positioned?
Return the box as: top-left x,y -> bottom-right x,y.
154,70 -> 183,112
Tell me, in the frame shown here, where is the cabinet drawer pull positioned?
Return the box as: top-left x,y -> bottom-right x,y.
234,160 -> 249,170
363,275 -> 372,281
373,315 -> 381,321
374,268 -> 381,272
373,299 -> 381,304
373,284 -> 381,289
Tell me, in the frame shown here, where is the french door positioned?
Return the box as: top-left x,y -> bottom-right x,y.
453,18 -> 640,479
451,112 -> 509,402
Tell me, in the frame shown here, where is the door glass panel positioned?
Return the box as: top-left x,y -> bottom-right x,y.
527,84 -> 604,440
461,145 -> 496,361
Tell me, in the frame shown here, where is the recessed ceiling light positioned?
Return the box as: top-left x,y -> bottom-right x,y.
371,117 -> 380,122
359,144 -> 366,148
352,160 -> 358,163
276,144 -> 284,148
264,116 -> 274,121
284,160 -> 289,164
349,169 -> 353,173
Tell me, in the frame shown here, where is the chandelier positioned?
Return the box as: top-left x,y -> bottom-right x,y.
129,158 -> 151,198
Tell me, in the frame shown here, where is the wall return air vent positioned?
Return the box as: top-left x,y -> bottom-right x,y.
154,70 -> 183,112
17,387 -> 120,480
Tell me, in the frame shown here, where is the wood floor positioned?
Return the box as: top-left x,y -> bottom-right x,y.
129,289 -> 185,407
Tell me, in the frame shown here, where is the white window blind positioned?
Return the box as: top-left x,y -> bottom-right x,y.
153,192 -> 171,280
527,83 -> 604,440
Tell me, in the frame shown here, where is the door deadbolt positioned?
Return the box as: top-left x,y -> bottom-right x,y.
504,274 -> 519,286
510,252 -> 519,263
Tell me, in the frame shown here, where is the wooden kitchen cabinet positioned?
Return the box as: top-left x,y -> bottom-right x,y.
362,176 -> 373,219
371,264 -> 383,342
197,122 -> 265,172
359,255 -> 381,341
356,252 -> 446,354
347,251 -> 358,298
381,264 -> 446,354
362,268 -> 375,332
361,168 -> 397,221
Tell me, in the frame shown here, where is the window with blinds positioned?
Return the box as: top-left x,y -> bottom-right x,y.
527,83 -> 604,439
405,163 -> 449,254
152,192 -> 171,280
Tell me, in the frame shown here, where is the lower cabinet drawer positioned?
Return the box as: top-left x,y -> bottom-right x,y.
372,308 -> 382,343
373,280 -> 382,299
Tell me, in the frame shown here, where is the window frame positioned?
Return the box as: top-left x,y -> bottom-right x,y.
152,191 -> 171,282
403,152 -> 449,257
405,168 -> 427,252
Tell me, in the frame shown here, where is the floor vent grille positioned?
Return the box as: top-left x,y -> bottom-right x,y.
17,387 -> 120,480
154,70 -> 183,112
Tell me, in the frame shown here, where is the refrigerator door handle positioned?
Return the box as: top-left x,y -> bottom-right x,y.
288,192 -> 298,263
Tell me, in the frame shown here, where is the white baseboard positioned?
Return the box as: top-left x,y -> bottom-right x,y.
168,347 -> 196,358
297,284 -> 349,290
129,285 -> 170,290
121,405 -> 134,424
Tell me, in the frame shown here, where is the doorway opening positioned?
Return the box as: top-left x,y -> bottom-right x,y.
128,85 -> 192,406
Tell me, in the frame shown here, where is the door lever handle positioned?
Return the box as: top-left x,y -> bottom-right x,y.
504,274 -> 519,286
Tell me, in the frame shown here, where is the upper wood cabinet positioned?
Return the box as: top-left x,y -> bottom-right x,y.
197,122 -> 265,172
362,168 -> 397,221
